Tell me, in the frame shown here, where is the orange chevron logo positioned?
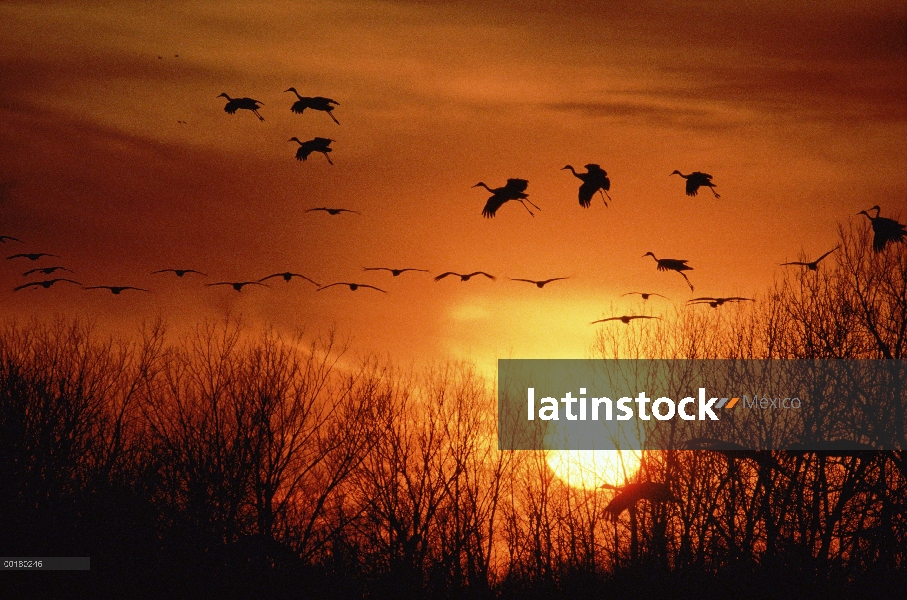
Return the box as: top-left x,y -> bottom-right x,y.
715,397 -> 740,409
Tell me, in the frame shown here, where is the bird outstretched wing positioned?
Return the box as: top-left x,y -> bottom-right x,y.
317,282 -> 386,292
814,246 -> 840,262
482,196 -> 508,218
622,292 -> 667,300
510,277 -> 568,287
15,278 -> 80,291
8,253 -> 58,260
358,284 -> 387,293
505,178 -> 529,193
578,182 -> 598,208
655,259 -> 690,271
590,317 -> 620,324
685,179 -> 699,196
364,267 -> 428,276
259,272 -> 319,285
873,217 -> 907,252
468,271 -> 496,280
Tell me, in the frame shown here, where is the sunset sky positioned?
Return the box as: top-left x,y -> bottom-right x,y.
1,0 -> 905,369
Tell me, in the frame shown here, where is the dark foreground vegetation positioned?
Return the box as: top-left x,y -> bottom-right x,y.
2,226 -> 906,599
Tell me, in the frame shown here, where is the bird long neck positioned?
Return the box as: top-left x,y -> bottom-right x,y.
287,88 -> 303,100
672,171 -> 689,179
564,165 -> 578,175
475,182 -> 493,192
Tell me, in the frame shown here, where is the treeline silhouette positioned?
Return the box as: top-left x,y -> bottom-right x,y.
3,223 -> 906,599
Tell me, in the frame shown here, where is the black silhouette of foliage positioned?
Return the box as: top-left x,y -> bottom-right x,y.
3,225 -> 907,598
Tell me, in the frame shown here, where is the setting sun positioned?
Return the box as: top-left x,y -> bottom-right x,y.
546,449 -> 642,489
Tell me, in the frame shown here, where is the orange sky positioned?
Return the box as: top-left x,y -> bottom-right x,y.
1,0 -> 905,369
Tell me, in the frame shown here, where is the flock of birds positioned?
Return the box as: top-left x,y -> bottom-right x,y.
591,206 -> 904,513
206,89 -> 907,325
217,89 -> 339,164
3,72 -> 907,520
2,81 -> 906,332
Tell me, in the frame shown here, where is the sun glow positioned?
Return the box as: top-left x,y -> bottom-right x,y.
541,405 -> 644,489
546,449 -> 641,489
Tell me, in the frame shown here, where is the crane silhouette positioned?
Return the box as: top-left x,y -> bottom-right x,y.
687,296 -> 754,308
590,315 -> 661,325
621,292 -> 668,301
364,267 -> 429,277
0,235 -> 22,243
216,93 -> 264,121
7,253 -> 58,261
510,277 -> 570,288
23,266 -> 72,276
15,278 -> 81,291
670,170 -> 720,198
781,246 -> 839,271
289,137 -> 334,164
643,252 -> 694,291
259,272 -> 319,285
562,164 -> 611,207
85,286 -> 150,294
153,269 -> 207,277
857,206 -> 907,253
306,207 -> 359,215
317,282 -> 387,293
284,88 -> 340,124
473,179 -> 539,217
434,271 -> 496,282
208,281 -> 268,292
600,482 -> 676,522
